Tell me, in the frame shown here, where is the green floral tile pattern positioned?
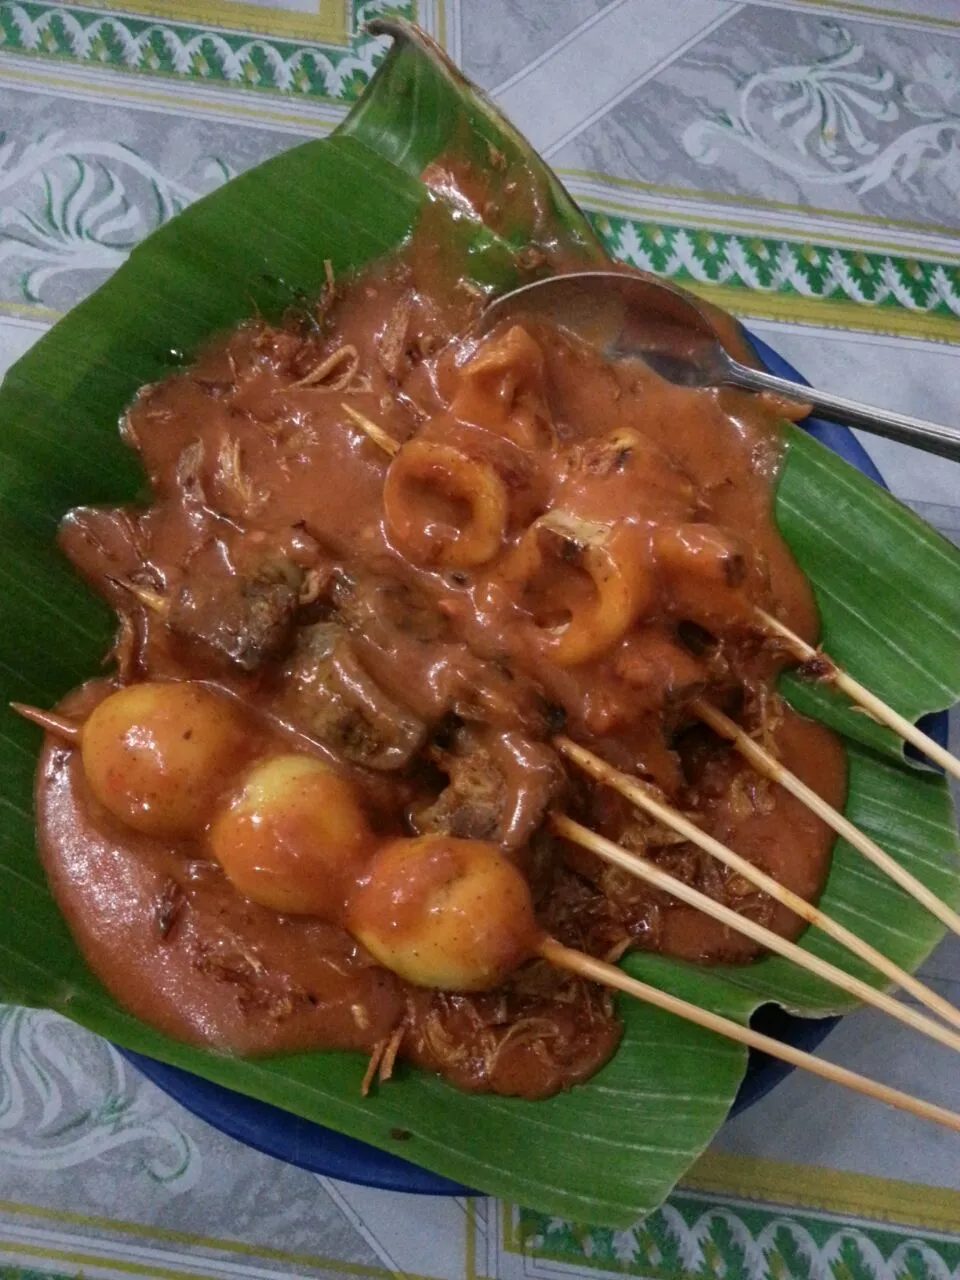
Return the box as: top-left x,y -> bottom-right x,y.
589,212 -> 960,322
5,4 -> 960,331
0,1 -> 414,100
0,1270 -> 74,1280
517,1196 -> 960,1280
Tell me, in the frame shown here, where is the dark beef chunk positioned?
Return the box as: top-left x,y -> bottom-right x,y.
168,570 -> 300,672
332,572 -> 560,734
413,727 -> 562,850
333,573 -> 451,645
414,730 -> 506,842
282,623 -> 426,771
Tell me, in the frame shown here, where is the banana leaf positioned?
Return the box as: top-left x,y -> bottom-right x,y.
0,20 -> 958,1226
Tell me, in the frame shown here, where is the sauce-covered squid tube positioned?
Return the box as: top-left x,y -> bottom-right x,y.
653,522 -> 764,629
450,325 -> 555,451
383,438 -> 509,568
498,511 -> 654,666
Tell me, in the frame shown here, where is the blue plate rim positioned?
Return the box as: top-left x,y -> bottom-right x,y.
118,328 -> 948,1198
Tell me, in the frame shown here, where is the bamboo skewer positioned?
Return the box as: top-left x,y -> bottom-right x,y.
555,736 -> 960,1035
550,813 -> 960,1058
694,699 -> 960,939
539,937 -> 960,1136
19,695 -> 958,1046
10,703 -> 82,744
757,608 -> 960,784
110,577 -> 168,615
341,403 -> 401,457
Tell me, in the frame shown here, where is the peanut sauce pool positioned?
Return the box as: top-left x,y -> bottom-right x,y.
33,189 -> 846,1100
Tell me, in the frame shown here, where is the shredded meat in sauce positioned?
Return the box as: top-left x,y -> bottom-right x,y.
34,199 -> 845,1101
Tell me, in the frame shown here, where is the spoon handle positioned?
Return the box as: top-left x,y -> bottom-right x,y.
727,361 -> 960,462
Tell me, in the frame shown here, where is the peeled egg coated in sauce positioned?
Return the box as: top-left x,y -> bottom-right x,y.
209,753 -> 375,918
81,681 -> 251,838
347,835 -> 541,991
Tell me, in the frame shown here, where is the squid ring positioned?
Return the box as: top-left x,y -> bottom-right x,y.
384,439 -> 509,568
499,511 -> 654,666
652,523 -> 759,628
451,326 -> 556,451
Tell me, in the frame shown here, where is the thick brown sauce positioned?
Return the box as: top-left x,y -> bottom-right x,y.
36,201 -> 845,1099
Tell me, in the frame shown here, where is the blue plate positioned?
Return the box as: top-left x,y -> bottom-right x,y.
120,330 -> 948,1196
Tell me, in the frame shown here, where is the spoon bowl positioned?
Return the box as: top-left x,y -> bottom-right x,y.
482,271 -> 960,461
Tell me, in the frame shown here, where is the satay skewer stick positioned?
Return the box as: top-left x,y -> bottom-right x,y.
10,703 -> 81,744
107,577 -> 168,615
556,735 -> 960,1034
693,699 -> 960,939
550,813 -> 960,1058
540,937 -> 960,1136
757,608 -> 960,783
341,403 -> 400,457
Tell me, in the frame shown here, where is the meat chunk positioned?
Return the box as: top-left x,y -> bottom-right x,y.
414,726 -> 563,850
613,627 -> 708,712
168,570 -> 300,672
334,572 -> 560,732
282,623 -> 426,771
414,729 -> 505,842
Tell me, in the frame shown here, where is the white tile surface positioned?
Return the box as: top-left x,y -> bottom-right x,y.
747,320 -> 960,505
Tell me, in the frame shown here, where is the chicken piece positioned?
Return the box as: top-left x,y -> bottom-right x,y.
282,623 -> 426,771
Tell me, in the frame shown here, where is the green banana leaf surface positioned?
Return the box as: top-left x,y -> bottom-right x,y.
0,21 -> 958,1226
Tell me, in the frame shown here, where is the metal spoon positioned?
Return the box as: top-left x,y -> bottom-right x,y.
481,271 -> 960,462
